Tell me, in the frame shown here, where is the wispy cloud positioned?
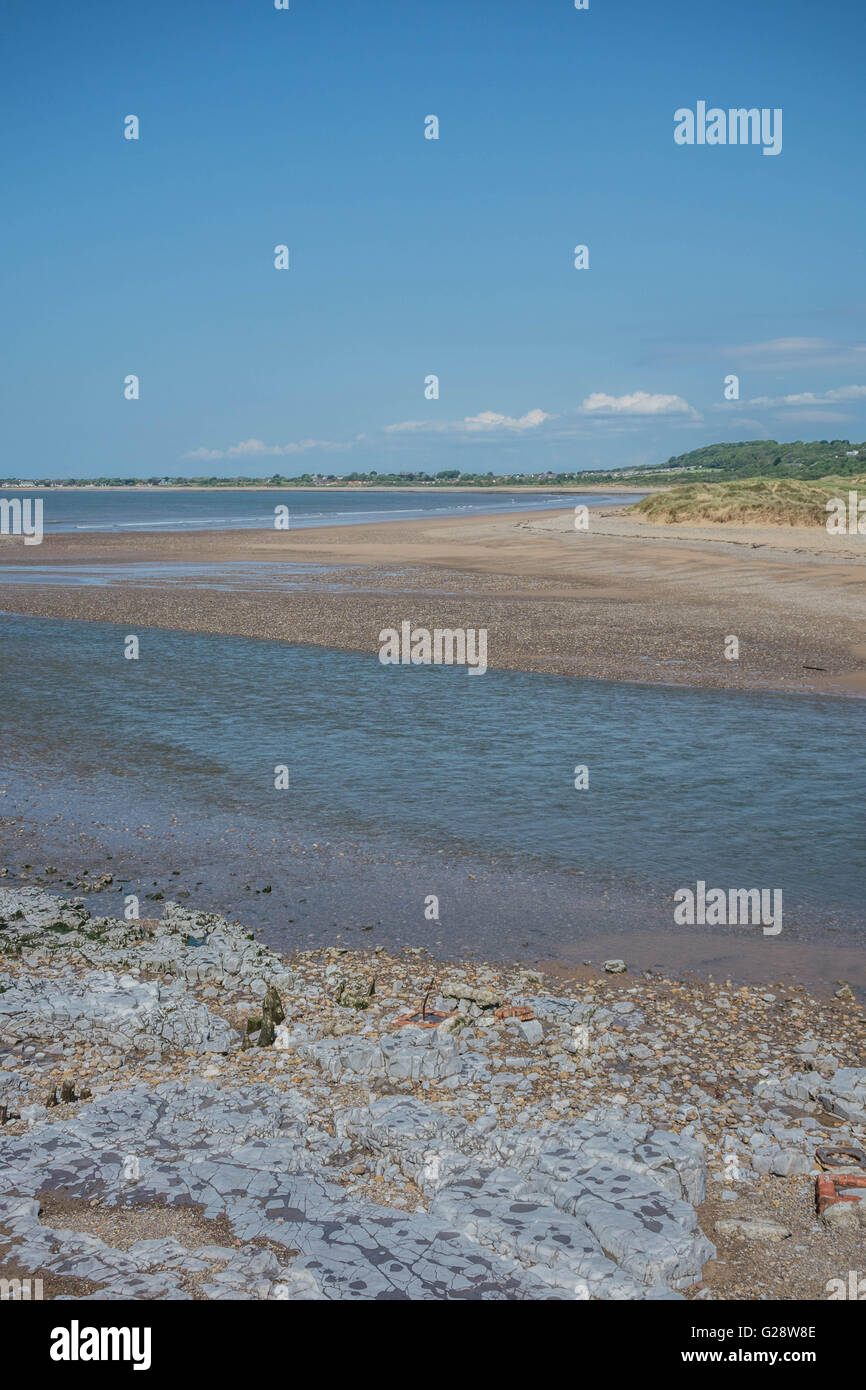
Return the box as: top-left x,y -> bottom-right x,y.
578,391 -> 698,418
773,409 -> 854,423
706,415 -> 772,433
746,384 -> 866,408
182,438 -> 350,461
729,338 -> 866,370
183,447 -> 225,462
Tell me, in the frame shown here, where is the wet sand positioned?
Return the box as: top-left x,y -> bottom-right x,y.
1,771 -> 863,994
1,504 -> 864,696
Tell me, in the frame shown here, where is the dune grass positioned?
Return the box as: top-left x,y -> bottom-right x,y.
631,475 -> 865,527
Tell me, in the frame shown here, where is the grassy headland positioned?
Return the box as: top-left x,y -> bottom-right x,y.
632,474 -> 865,527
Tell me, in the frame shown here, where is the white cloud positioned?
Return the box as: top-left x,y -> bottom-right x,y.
384,408 -> 553,435
466,408 -> 551,431
182,437 -> 349,461
578,391 -> 698,418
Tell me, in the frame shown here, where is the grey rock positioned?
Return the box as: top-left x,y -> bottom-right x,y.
519,1020 -> 544,1046
769,1149 -> 814,1177
714,1218 -> 792,1242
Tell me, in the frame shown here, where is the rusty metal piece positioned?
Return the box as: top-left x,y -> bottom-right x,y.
392,1009 -> 457,1029
816,1144 -> 866,1171
493,1005 -> 535,1022
391,976 -> 460,1029
420,978 -> 434,1020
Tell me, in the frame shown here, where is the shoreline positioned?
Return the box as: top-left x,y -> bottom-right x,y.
2,483 -> 657,494
1,755 -> 863,995
1,504 -> 864,698
1,884 -> 863,1301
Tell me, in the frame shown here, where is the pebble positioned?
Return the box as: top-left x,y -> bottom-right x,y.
0,884 -> 863,1302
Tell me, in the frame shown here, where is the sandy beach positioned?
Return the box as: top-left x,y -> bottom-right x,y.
2,504 -> 864,697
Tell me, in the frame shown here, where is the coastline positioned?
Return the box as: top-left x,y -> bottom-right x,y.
3,772 -> 864,994
2,483 -> 658,494
2,504 -> 864,698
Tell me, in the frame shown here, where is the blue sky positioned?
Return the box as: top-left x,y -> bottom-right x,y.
2,0 -> 865,478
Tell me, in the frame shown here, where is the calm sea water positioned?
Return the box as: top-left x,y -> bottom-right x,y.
0,614 -> 860,933
8,488 -> 636,533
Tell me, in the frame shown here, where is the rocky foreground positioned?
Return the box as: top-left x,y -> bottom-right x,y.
0,887 -> 864,1301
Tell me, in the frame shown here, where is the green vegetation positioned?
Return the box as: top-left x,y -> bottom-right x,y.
633,474 -> 866,527
640,440 -> 865,485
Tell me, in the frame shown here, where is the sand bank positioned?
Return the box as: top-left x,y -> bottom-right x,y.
1,505 -> 863,697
